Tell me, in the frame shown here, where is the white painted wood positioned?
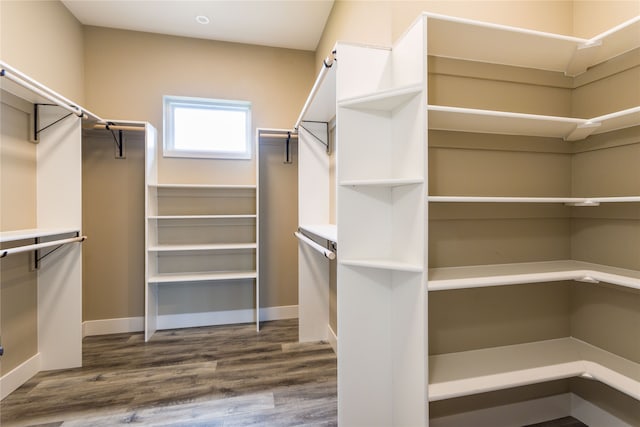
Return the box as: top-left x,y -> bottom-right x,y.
429,337 -> 640,402
428,196 -> 640,204
148,214 -> 257,220
148,271 -> 257,284
148,243 -> 257,251
428,260 -> 640,291
82,316 -> 145,337
327,324 -> 338,354
298,244 -> 330,343
144,124 -> 158,342
151,184 -> 256,189
156,304 -> 297,331
36,109 -> 82,371
0,353 -> 41,400
298,224 -> 336,243
0,228 -> 80,243
295,52 -> 337,127
335,17 -> 428,426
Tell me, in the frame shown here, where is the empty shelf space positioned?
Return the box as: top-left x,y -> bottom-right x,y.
0,228 -> 80,243
425,13 -> 640,76
427,105 -> 640,141
148,243 -> 256,252
341,258 -> 423,273
427,196 -> 640,205
428,260 -> 640,291
299,224 -> 337,243
338,83 -> 423,111
341,178 -> 424,187
148,270 -> 257,284
428,337 -> 640,402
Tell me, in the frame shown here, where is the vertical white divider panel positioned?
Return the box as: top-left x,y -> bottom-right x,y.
36,110 -> 82,370
336,17 -> 428,426
144,123 -> 158,341
298,123 -> 331,342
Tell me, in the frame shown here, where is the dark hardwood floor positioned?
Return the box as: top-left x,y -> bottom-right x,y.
1,319 -> 337,426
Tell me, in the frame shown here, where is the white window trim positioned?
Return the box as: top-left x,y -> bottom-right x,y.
163,95 -> 252,160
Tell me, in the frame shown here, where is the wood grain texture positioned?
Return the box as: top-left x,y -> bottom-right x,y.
1,319 -> 337,426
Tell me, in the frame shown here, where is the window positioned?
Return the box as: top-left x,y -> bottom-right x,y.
163,95 -> 252,159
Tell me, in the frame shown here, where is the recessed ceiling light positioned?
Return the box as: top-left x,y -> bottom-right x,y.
195,15 -> 210,25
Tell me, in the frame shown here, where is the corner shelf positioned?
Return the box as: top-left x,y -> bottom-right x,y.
428,260 -> 640,291
429,337 -> 640,402
428,196 -> 640,205
427,104 -> 640,141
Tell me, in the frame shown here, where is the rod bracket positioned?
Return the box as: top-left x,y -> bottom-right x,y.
106,122 -> 126,159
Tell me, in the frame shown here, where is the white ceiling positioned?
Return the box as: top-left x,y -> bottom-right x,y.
62,0 -> 334,51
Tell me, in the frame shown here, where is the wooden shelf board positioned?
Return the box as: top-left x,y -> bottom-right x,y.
148,243 -> 256,252
151,184 -> 256,190
299,224 -> 337,243
299,61 -> 337,124
0,228 -> 80,243
424,13 -> 640,76
341,259 -> 423,273
338,83 -> 423,111
429,337 -> 640,402
340,178 -> 424,187
427,105 -> 584,139
427,196 -> 640,204
428,260 -> 640,291
148,271 -> 257,284
148,215 -> 256,220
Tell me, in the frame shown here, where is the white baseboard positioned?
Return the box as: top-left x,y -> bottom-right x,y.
82,306 -> 298,337
82,316 -> 144,337
327,324 -> 338,354
0,353 -> 41,400
156,305 -> 298,331
570,393 -> 633,427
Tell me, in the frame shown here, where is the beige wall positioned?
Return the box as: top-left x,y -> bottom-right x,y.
0,0 -> 84,102
83,26 -> 315,185
82,27 -> 315,321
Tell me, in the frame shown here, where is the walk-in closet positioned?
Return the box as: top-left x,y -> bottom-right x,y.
1,1 -> 638,426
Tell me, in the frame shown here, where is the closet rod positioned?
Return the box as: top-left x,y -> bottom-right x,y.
293,50 -> 336,130
258,132 -> 299,139
0,61 -> 105,123
93,124 -> 146,132
294,231 -> 336,260
0,235 -> 87,258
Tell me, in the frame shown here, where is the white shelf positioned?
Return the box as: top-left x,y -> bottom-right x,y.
151,184 -> 256,189
340,178 -> 424,187
0,228 -> 80,243
428,260 -> 640,291
429,337 -> 640,402
339,83 -> 423,111
148,243 -> 256,252
299,224 -> 337,243
341,259 -> 423,273
427,104 -> 640,141
427,196 -> 640,205
148,214 -> 256,220
148,270 -> 257,284
425,13 -> 640,76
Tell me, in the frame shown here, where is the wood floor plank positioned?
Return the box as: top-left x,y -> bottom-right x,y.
0,319 -> 337,427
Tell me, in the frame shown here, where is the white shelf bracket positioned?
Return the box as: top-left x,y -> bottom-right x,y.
564,121 -> 601,141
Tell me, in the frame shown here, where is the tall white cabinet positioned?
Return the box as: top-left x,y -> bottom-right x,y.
297,12 -> 639,426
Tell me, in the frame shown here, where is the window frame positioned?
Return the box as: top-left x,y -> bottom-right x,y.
163,95 -> 252,160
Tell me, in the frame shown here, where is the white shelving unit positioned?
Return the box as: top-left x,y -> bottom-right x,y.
424,11 -> 640,424
0,65 -> 86,398
334,19 -> 428,427
144,175 -> 258,340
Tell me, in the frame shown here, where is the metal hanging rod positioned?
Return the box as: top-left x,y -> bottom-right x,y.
258,130 -> 299,139
0,61 -> 106,124
294,231 -> 336,260
293,49 -> 336,131
0,235 -> 87,259
92,124 -> 146,132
